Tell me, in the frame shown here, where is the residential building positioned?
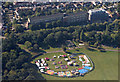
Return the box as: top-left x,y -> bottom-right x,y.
26,11 -> 88,28
63,11 -> 88,24
88,8 -> 109,22
28,13 -> 64,24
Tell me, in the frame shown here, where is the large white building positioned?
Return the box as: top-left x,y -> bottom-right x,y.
88,8 -> 109,22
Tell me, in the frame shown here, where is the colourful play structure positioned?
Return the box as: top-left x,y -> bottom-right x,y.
35,53 -> 94,77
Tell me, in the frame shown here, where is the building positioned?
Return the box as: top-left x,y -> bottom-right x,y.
88,8 -> 109,23
26,11 -> 88,27
63,11 -> 88,24
28,13 -> 64,25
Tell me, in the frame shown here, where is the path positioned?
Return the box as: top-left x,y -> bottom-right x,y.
46,46 -> 82,53
46,46 -> 119,54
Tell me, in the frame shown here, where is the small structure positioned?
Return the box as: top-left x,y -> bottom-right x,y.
62,55 -> 67,58
67,61 -> 73,66
69,55 -> 74,59
38,59 -> 41,63
35,61 -> 40,67
47,70 -> 54,75
65,58 -> 69,61
45,67 -> 50,70
73,63 -> 78,66
65,71 -> 73,77
72,60 -> 76,63
40,69 -> 44,73
58,72 -> 66,77
55,66 -> 59,69
71,70 -> 76,74
67,54 -> 70,56
53,62 -> 56,65
78,68 -> 83,70
45,58 -> 49,61
58,56 -> 60,58
53,55 -> 56,58
41,63 -> 44,67
74,72 -> 79,75
60,65 -> 68,69
78,69 -> 88,75
44,63 -> 48,66
54,72 -> 58,75
83,66 -> 93,70
58,61 -> 62,64
83,64 -> 91,66
50,59 -> 54,61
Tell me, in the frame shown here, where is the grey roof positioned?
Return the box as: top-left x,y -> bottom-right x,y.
30,13 -> 64,21
67,11 -> 87,17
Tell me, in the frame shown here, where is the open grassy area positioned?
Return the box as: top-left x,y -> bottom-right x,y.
33,47 -> 118,80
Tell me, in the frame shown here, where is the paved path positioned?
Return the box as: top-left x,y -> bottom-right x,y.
46,46 -> 119,54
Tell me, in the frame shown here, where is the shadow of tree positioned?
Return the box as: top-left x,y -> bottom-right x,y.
87,48 -> 97,51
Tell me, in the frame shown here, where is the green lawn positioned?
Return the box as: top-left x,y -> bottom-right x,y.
33,48 -> 118,80
44,47 -> 62,52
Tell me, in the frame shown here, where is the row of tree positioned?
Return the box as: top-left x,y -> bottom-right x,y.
16,19 -> 120,49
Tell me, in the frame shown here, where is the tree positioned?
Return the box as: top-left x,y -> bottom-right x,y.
62,45 -> 66,52
117,2 -> 120,15
12,24 -> 24,33
2,34 -> 17,52
54,31 -> 64,44
105,25 -> 110,35
44,33 -> 55,46
13,19 -> 18,24
95,33 -> 102,42
52,21 -> 57,28
24,41 -> 32,49
80,30 -> 85,41
33,44 -> 39,51
94,41 -> 99,48
56,20 -> 63,27
29,24 -> 40,31
3,2 -> 12,8
46,23 -> 52,28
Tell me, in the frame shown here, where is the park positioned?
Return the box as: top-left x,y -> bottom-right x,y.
32,46 -> 118,80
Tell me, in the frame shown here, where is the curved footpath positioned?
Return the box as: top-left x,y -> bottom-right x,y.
46,47 -> 119,54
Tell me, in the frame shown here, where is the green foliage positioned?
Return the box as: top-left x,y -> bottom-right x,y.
61,45 -> 66,52
12,24 -> 24,33
46,23 -> 52,28
2,36 -> 45,80
24,41 -> 32,49
94,41 -> 99,48
117,2 -> 120,15
80,30 -> 85,41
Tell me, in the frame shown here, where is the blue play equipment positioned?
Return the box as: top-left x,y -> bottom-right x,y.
84,66 -> 92,70
78,69 -> 88,74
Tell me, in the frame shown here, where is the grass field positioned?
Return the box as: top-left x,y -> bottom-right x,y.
33,47 -> 118,80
